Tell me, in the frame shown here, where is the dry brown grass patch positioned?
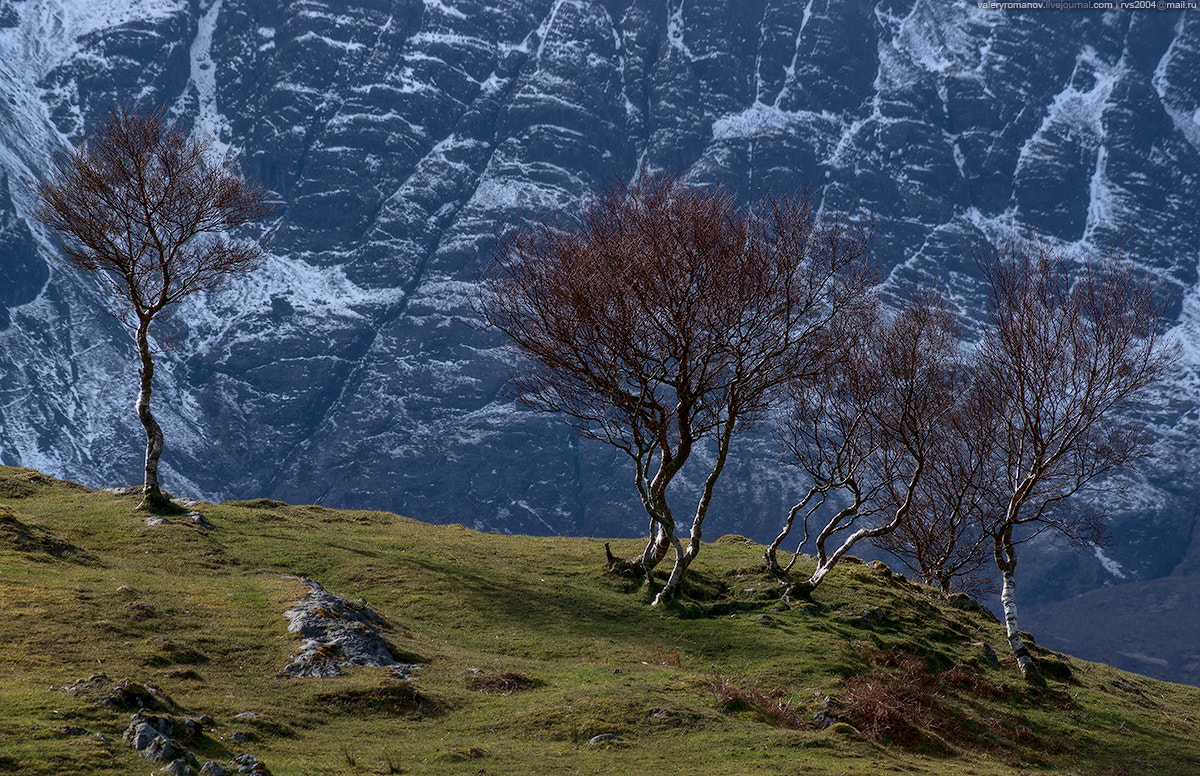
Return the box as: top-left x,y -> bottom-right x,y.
466,671 -> 541,696
706,675 -> 803,729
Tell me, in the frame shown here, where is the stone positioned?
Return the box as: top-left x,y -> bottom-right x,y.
187,511 -> 214,529
279,577 -> 409,678
124,721 -> 158,751
200,762 -> 231,776
813,711 -> 838,730
857,606 -> 886,627
231,753 -> 272,774
589,733 -> 624,744
388,663 -> 421,680
161,757 -> 196,776
973,641 -> 1001,668
945,592 -> 999,622
107,680 -> 171,711
142,733 -> 179,763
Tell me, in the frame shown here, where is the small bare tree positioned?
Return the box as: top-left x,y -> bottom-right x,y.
971,247 -> 1174,676
482,175 -> 874,604
871,382 -> 997,597
34,105 -> 275,511
767,294 -> 962,598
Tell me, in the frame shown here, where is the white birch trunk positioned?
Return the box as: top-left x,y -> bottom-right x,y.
650,534 -> 687,607
1000,566 -> 1036,675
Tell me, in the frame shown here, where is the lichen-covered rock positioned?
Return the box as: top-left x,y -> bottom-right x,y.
231,753 -> 272,775
161,758 -> 197,776
280,577 -> 407,678
143,735 -> 181,764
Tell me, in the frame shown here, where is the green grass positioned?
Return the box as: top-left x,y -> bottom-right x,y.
2,465 -> 1200,775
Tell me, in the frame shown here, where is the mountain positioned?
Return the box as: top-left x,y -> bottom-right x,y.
1,1 -> 1199,680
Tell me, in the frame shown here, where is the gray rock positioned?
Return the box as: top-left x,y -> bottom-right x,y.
200,762 -> 230,776
588,733 -> 624,744
946,592 -> 999,623
231,753 -> 271,774
813,711 -> 838,730
124,721 -> 158,751
973,641 -> 1001,668
388,663 -> 421,681
279,578 -> 406,678
180,716 -> 203,743
143,733 -> 179,763
161,757 -> 196,776
857,606 -> 886,628
187,512 -> 214,530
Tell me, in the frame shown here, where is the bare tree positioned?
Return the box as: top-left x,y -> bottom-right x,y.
971,247 -> 1174,676
34,105 -> 276,511
767,294 -> 962,598
871,381 -> 997,597
482,175 -> 874,604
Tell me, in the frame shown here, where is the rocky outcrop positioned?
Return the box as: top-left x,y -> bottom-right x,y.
280,577 -> 413,678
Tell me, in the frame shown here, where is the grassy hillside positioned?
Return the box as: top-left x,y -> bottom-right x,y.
2,465 -> 1199,775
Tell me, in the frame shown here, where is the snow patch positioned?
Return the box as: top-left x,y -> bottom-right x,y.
177,254 -> 403,356
1093,546 -> 1128,579
186,0 -> 234,158
712,101 -> 839,141
666,0 -> 716,62
423,0 -> 467,20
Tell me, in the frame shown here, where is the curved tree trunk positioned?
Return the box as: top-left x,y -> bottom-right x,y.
995,534 -> 1037,676
650,534 -> 687,607
652,411 -> 738,605
134,320 -> 169,511
604,521 -> 672,580
765,488 -> 822,582
640,523 -> 671,577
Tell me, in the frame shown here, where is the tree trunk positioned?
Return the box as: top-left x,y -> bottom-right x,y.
653,414 -> 737,604
995,534 -> 1037,676
650,534 -> 687,606
134,320 -> 169,512
765,489 -> 821,582
999,566 -> 1036,675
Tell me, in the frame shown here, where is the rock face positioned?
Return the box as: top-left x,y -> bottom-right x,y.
1,3 -> 1200,678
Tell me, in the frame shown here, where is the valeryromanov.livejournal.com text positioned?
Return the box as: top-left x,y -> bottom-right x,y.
978,1 -> 1197,9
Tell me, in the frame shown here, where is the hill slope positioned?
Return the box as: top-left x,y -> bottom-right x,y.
2,0 -> 1200,686
3,466 -> 1200,776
